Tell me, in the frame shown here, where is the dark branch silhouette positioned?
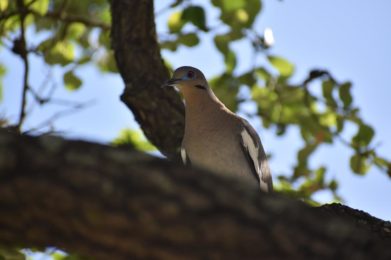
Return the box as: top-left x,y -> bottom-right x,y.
0,129 -> 390,259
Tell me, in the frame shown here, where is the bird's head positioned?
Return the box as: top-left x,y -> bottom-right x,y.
164,66 -> 208,91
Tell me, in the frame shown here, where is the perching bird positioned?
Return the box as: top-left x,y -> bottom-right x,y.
164,66 -> 273,192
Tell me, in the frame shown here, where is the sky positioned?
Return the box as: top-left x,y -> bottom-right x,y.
1,0 -> 391,221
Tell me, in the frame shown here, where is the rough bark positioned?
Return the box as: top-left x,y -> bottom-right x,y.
0,129 -> 390,259
111,0 -> 184,159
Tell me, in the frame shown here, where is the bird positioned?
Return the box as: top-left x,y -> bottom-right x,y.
164,66 -> 273,192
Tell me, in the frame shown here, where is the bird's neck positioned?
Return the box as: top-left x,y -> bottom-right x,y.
182,87 -> 226,125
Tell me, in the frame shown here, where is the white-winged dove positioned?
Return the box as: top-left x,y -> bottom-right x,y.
165,66 -> 273,192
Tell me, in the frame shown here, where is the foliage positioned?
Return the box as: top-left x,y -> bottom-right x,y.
0,0 -> 390,215
1,0 -> 391,258
159,0 -> 391,202
112,128 -> 157,152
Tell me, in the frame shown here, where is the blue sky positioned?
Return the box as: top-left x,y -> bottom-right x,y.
1,0 -> 390,220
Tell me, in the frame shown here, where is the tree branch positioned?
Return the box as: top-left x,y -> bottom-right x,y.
111,0 -> 185,159
0,129 -> 390,259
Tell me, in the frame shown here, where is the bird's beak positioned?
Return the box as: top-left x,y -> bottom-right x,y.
162,78 -> 182,88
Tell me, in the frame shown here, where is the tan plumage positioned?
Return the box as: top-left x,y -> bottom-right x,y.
165,66 -> 273,192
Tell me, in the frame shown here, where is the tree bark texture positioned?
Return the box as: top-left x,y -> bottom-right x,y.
111,0 -> 185,159
0,130 -> 390,259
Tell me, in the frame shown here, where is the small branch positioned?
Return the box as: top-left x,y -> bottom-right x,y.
16,0 -> 30,132
22,100 -> 95,135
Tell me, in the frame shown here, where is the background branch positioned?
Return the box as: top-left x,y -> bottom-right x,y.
15,0 -> 30,132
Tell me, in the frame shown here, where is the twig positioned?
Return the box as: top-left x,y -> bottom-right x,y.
16,0 -> 30,132
23,100 -> 95,135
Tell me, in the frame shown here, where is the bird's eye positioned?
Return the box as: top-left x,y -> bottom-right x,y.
187,70 -> 195,79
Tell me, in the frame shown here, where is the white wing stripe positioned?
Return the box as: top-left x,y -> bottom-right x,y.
240,129 -> 262,178
181,146 -> 187,165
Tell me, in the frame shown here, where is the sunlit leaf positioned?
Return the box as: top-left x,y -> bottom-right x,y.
112,129 -> 156,152
267,55 -> 294,77
42,41 -> 75,66
350,154 -> 370,175
168,11 -> 184,33
221,0 -> 246,11
68,23 -> 86,40
63,70 -> 82,91
2,15 -> 20,33
0,64 -> 6,102
30,0 -> 49,16
235,9 -> 248,23
0,0 -> 8,12
319,112 -> 337,127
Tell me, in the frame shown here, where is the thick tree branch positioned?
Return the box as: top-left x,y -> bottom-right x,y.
0,129 -> 390,259
111,0 -> 185,159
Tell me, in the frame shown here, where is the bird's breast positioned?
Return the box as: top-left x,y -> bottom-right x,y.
182,122 -> 254,183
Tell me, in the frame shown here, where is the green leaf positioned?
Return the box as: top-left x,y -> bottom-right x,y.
350,154 -> 370,175
98,30 -> 110,47
329,179 -> 338,191
182,6 -> 207,31
339,82 -> 353,108
168,11 -> 184,33
178,33 -> 199,47
97,50 -> 118,73
209,74 -> 239,111
63,70 -> 82,91
319,112 -> 337,127
238,71 -> 256,86
0,0 -> 8,12
267,55 -> 294,77
68,22 -> 86,40
0,247 -> 25,260
221,0 -> 246,11
0,64 -> 6,102
42,41 -> 75,66
160,40 -> 179,51
30,0 -> 49,16
255,67 -> 271,82
212,0 -> 260,28
322,79 -> 337,108
224,50 -> 236,73
214,34 -> 229,54
352,123 -> 375,147
112,129 -> 156,152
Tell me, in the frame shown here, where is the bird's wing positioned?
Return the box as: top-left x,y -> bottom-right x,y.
239,119 -> 273,192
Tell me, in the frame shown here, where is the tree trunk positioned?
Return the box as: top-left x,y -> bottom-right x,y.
111,0 -> 184,159
0,130 -> 390,259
